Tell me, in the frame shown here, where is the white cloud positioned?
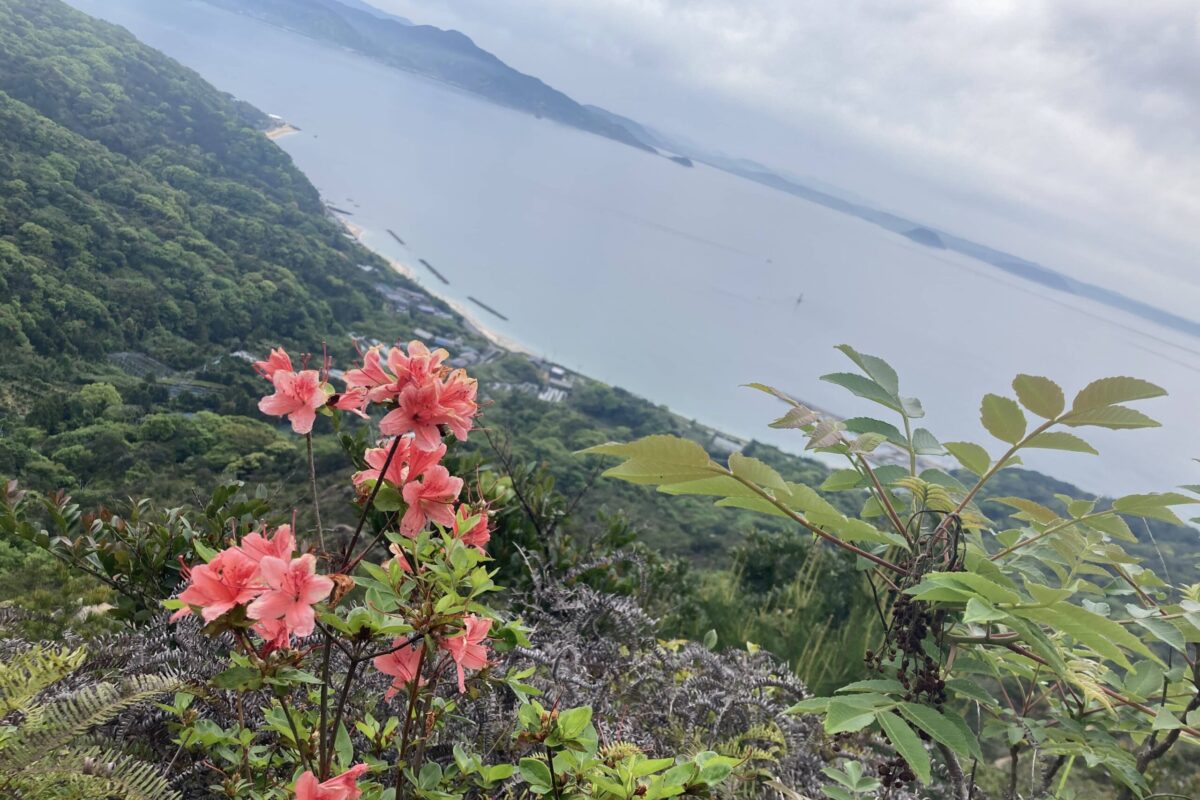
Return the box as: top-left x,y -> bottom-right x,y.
371,0 -> 1200,309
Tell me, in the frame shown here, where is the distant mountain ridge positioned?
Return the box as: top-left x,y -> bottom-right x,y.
200,0 -> 653,152
204,0 -> 1198,342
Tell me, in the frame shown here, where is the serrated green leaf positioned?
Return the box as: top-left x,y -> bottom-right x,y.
911,428 -> 944,455
745,382 -> 801,406
824,701 -> 879,734
877,711 -> 931,784
728,452 -> 788,490
1152,708 -> 1183,731
844,417 -> 907,447
1012,374 -> 1065,419
769,405 -> 820,429
944,441 -> 991,476
1016,603 -> 1155,668
963,597 -> 1009,623
898,703 -> 981,762
981,394 -> 1027,444
1071,377 -> 1167,412
1081,513 -> 1136,543
821,372 -> 901,412
1024,431 -> 1098,455
1061,404 -> 1161,430
1112,493 -> 1196,525
806,418 -> 846,450
835,344 -> 900,396
989,496 -> 1061,524
1131,616 -> 1187,655
821,469 -> 865,492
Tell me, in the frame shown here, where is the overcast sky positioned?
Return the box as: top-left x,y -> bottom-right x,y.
367,0 -> 1200,316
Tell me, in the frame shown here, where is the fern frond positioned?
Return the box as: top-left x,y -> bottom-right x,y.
13,745 -> 182,800
2,673 -> 183,771
0,645 -> 87,715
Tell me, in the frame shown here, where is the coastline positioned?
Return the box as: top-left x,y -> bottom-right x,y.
265,123 -> 300,140
331,213 -> 534,357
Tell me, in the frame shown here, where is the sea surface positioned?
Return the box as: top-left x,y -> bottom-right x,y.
68,0 -> 1200,498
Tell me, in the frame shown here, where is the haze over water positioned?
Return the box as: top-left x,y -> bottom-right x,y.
70,0 -> 1200,498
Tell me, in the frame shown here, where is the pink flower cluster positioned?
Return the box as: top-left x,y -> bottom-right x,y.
171,524 -> 333,647
373,614 -> 492,698
295,764 -> 368,800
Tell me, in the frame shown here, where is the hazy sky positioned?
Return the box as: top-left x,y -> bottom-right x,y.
366,0 -> 1199,316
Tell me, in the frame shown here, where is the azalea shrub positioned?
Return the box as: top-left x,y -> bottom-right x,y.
589,345 -> 1200,799
149,340 -> 741,800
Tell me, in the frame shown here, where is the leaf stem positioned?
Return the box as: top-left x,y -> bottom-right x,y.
724,471 -> 906,574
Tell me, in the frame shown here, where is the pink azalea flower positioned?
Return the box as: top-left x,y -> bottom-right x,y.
344,346 -> 396,403
246,554 -> 334,638
440,615 -> 492,693
385,542 -> 414,573
330,386 -> 370,419
351,439 -> 446,490
372,639 -> 425,699
294,764 -> 370,800
387,340 -> 448,387
259,369 -> 327,434
400,466 -> 463,536
252,617 -> 291,654
172,548 -> 262,623
438,369 -> 479,441
452,507 -> 491,552
253,348 -> 293,380
379,381 -> 449,451
237,524 -> 296,564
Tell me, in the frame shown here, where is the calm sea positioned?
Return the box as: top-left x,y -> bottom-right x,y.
66,0 -> 1200,498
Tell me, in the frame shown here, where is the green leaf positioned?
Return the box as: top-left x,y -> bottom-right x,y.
923,571 -> 1022,605
519,758 -> 553,790
963,597 -> 1009,623
821,469 -> 865,492
372,484 -> 405,512
768,405 -> 820,429
745,382 -> 800,406
898,703 -> 982,762
944,442 -> 991,476
1012,375 -> 1065,419
1071,377 -> 1167,412
911,428 -> 944,455
1131,616 -> 1187,655
980,394 -> 1027,444
836,679 -> 905,694
844,417 -> 906,447
1152,708 -> 1183,732
335,721 -> 353,769
728,452 -> 787,490
821,372 -> 901,412
806,418 -> 846,450
835,344 -> 901,396
1081,513 -> 1137,543
988,496 -> 1061,524
556,706 -> 593,740
824,700 -> 879,734
1016,604 -> 1155,669
1023,431 -> 1098,455
1062,405 -> 1161,430
1112,493 -> 1196,526
580,435 -> 717,485
877,711 -> 931,784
